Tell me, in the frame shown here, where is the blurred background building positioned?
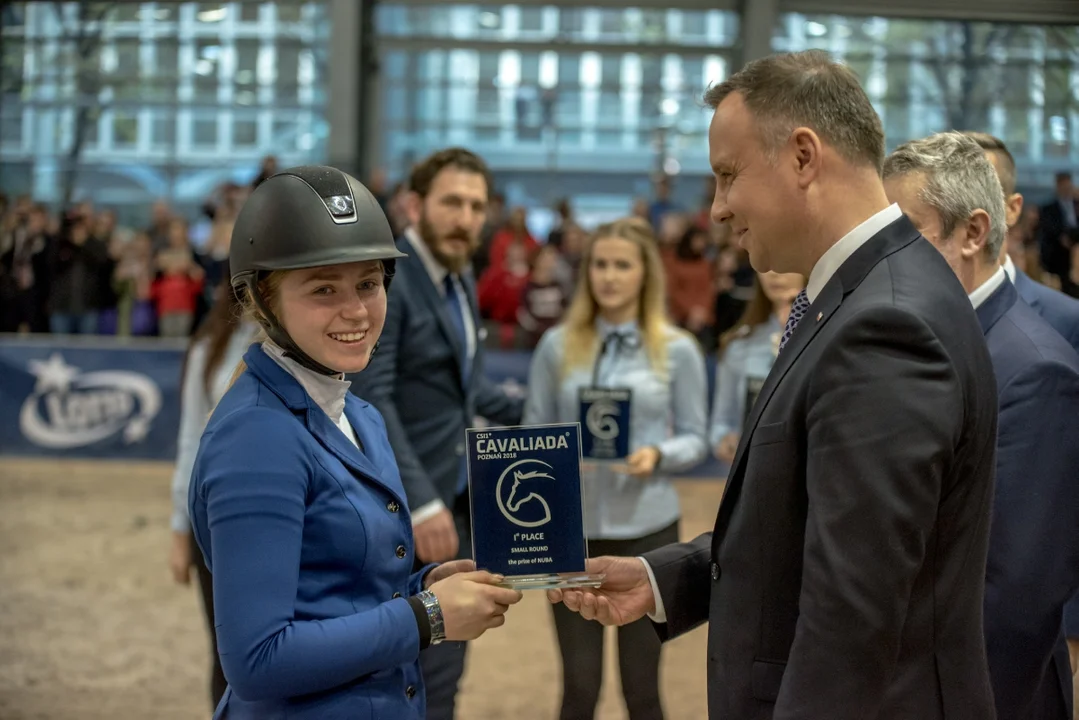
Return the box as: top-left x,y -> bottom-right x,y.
2,1 -> 1077,227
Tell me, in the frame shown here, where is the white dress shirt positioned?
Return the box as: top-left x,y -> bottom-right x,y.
968,266 -> 1007,311
262,340 -> 360,448
641,203 -> 905,624
403,227 -> 478,526
1002,253 -> 1017,283
805,203 -> 904,303
404,227 -> 477,363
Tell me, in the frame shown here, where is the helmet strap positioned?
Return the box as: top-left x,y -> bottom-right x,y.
239,274 -> 341,377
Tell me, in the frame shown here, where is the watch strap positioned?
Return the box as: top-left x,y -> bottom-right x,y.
417,590 -> 446,645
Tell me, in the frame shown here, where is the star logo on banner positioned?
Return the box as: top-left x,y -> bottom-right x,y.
28,353 -> 80,394
124,418 -> 151,443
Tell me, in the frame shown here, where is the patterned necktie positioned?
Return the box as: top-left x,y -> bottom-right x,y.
778,290 -> 810,353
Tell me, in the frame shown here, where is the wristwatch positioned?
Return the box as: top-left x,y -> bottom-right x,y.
417,590 -> 445,645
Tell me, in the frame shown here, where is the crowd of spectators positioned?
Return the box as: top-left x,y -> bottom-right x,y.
2,160 -> 1075,355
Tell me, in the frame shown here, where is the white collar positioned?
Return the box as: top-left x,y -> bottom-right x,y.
1002,253 -> 1017,282
405,226 -> 450,292
806,204 -> 904,303
261,340 -> 351,424
968,265 -> 1008,310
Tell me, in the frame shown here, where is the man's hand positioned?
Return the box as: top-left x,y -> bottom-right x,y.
413,508 -> 459,563
547,556 -> 656,626
424,559 -> 476,589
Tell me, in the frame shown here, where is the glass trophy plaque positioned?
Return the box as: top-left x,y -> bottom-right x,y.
578,387 -> 632,462
467,422 -> 604,590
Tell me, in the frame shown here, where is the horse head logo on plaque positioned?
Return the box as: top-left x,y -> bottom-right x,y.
495,458 -> 555,528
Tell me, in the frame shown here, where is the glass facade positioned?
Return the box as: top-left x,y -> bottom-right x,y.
373,4 -> 741,185
2,2 -> 1075,215
0,1 -> 331,218
373,4 -> 1078,202
774,15 -> 1079,188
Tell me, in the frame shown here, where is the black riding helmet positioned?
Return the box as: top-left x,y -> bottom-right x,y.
229,165 -> 407,376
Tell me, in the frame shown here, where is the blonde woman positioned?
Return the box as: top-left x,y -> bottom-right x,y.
523,216 -> 708,719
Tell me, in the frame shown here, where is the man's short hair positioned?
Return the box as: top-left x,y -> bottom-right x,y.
883,132 -> 1007,260
961,131 -> 1017,196
703,49 -> 885,175
408,147 -> 492,200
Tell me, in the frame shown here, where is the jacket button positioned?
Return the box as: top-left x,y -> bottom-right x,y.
396,545 -> 407,559
406,685 -> 417,699
387,500 -> 400,513
710,562 -> 720,581
392,592 -> 402,599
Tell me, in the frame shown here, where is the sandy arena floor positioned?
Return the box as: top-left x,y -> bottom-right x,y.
0,458 -> 721,719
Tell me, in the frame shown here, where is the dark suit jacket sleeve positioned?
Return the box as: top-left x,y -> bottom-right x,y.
643,532 -> 713,641
350,283 -> 441,510
473,373 -> 524,426
775,306 -> 966,719
984,361 -> 1079,717
466,274 -> 524,426
471,326 -> 524,426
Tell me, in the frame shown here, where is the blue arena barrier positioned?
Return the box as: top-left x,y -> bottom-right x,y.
0,334 -> 727,478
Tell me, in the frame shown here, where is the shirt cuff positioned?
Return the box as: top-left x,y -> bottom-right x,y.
411,499 -> 446,526
638,556 -> 666,624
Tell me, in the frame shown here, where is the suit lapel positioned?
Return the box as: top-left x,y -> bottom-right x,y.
402,239 -> 468,385
712,216 -> 923,550
1013,270 -> 1040,311
243,344 -> 406,505
727,279 -> 843,478
710,281 -> 843,551
307,400 -> 407,507
975,278 -> 1018,335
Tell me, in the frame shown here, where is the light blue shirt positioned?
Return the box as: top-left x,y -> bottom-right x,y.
709,316 -> 782,448
523,319 -> 708,540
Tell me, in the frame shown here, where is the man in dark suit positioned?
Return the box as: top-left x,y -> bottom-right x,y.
964,133 -> 1079,353
349,147 -> 523,720
972,131 -> 1079,711
885,131 -> 1079,720
1040,173 -> 1077,283
549,50 -> 1000,719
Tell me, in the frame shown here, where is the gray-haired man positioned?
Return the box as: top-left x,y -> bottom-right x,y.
884,131 -> 1079,720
